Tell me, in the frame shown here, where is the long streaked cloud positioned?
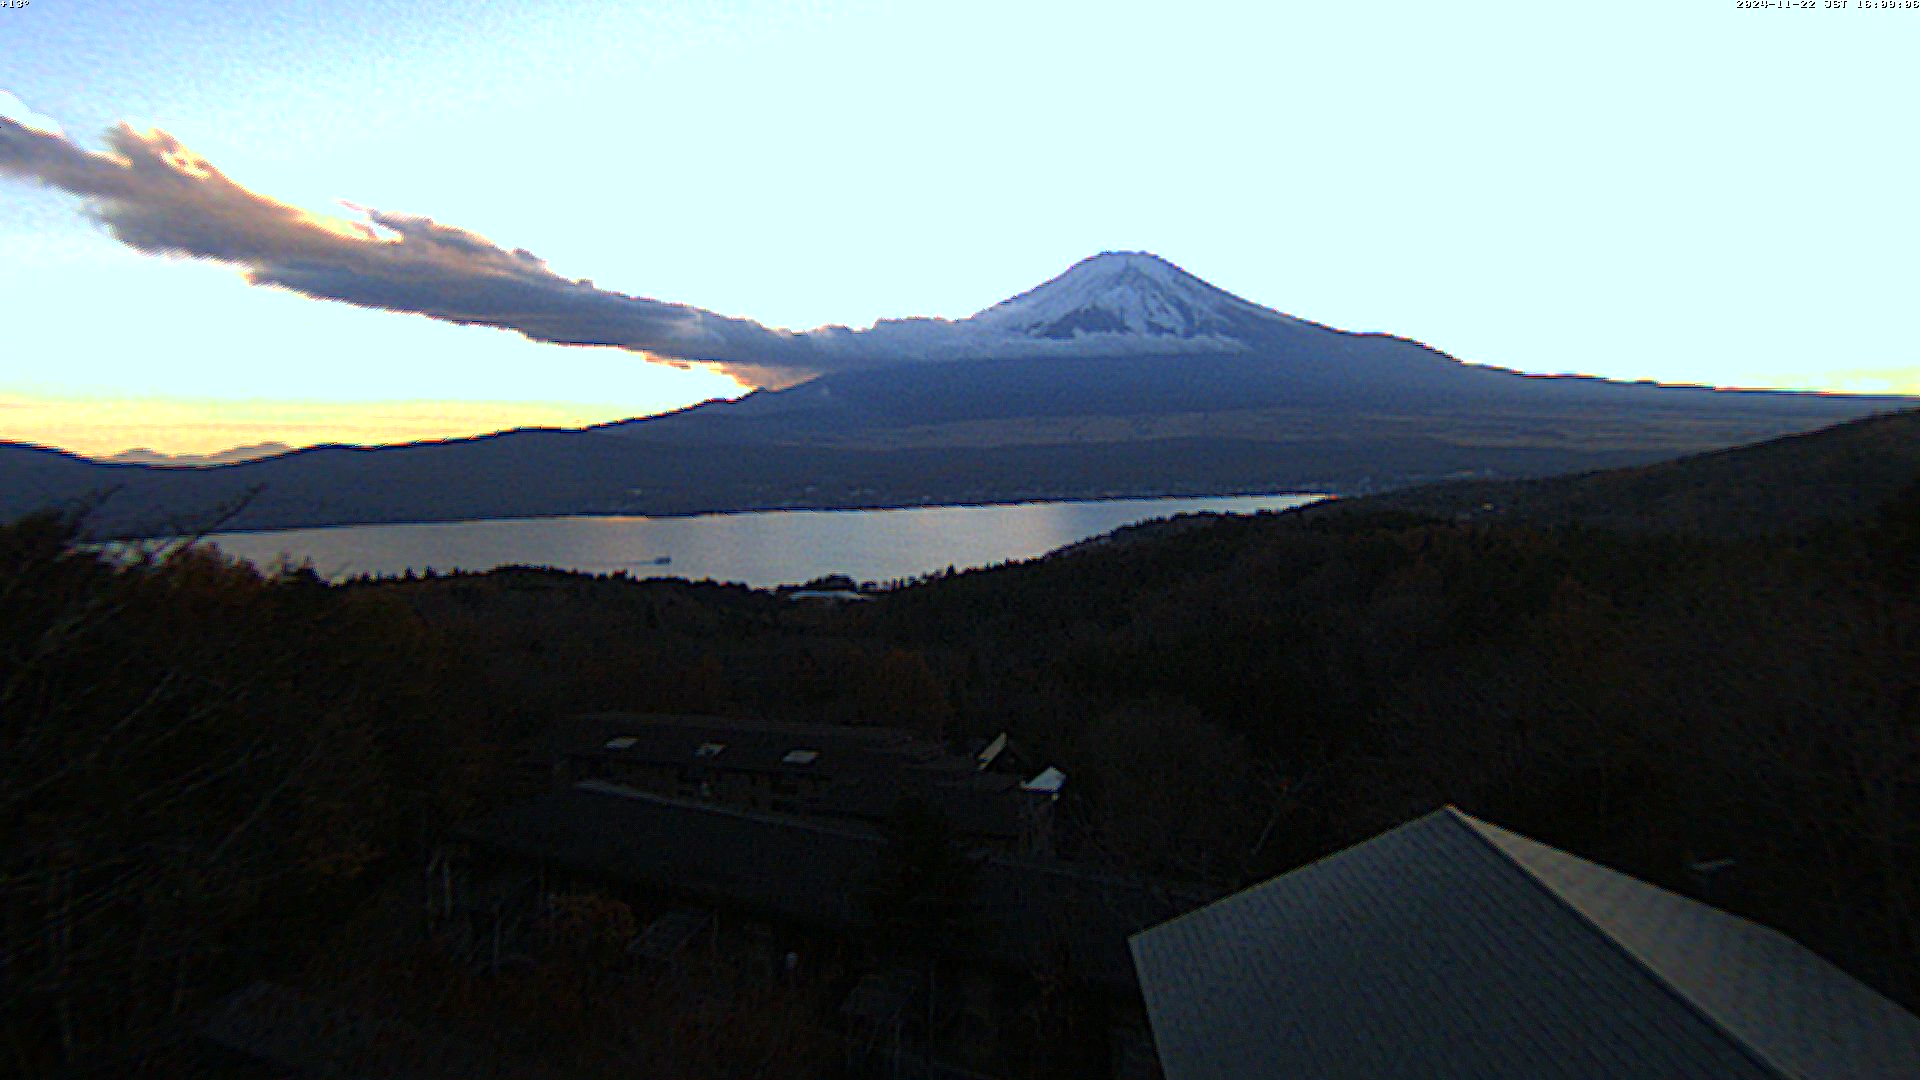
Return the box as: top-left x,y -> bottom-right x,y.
9,107 -> 1092,387
1,105 -> 1261,387
0,111 -> 867,386
0,91 -> 64,136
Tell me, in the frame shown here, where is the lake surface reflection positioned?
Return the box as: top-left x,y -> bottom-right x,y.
201,493 -> 1325,588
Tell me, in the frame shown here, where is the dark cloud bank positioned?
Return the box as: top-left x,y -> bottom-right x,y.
0,114 -> 994,388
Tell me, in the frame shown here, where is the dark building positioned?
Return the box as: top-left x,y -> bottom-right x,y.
550,713 -> 1062,854
434,781 -> 1201,1079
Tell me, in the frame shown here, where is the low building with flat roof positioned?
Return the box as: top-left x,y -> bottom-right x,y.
438,781 -> 1206,1079
552,713 -> 1059,852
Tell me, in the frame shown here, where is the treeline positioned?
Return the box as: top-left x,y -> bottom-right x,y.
347,474 -> 1920,1004
5,454 -> 1918,1072
0,529 -> 964,1074
850,484 -> 1920,998
0,513 -> 518,1075
333,479 -> 1920,1008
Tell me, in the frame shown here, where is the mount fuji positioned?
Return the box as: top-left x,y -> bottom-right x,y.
3,253 -> 1910,535
613,251 -> 1890,438
835,250 -> 1299,358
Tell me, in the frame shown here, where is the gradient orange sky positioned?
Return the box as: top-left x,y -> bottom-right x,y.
0,393 -> 723,458
4,1 -> 1915,459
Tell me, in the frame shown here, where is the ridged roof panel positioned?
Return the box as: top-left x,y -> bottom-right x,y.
1132,808 -> 1920,1080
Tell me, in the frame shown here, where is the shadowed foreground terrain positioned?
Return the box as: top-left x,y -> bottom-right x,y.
3,409 -> 1917,1076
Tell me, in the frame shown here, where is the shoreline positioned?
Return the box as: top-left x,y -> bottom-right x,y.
151,488 -> 1336,542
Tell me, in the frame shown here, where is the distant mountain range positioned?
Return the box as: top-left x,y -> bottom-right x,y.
4,252 -> 1911,537
107,443 -> 295,467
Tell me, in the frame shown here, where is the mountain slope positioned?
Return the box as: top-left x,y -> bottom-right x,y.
8,428 -> 1688,538
107,442 -> 295,467
4,252 -> 1911,535
606,252 -> 1901,447
1306,406 -> 1920,538
960,250 -> 1300,343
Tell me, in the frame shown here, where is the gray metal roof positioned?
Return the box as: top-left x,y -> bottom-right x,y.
1129,807 -> 1920,1080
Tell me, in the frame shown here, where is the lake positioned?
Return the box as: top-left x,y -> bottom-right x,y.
197,493 -> 1325,588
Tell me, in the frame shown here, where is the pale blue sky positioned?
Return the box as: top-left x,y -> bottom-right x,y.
3,0 -> 1916,454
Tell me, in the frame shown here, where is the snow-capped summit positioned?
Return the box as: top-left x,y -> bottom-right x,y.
962,251 -> 1295,343
828,251 -> 1305,365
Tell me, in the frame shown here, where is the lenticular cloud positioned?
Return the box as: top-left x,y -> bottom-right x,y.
0,110 -> 875,387
1,107 -> 1259,388
0,90 -> 64,136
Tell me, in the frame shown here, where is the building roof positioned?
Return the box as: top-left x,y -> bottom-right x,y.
565,712 -> 940,776
1129,807 -> 1920,1080
562,712 -> 1033,839
458,783 -> 1200,992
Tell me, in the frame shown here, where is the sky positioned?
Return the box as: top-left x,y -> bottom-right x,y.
2,0 -> 1916,458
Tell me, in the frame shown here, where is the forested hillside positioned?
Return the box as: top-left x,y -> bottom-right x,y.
377,453 -> 1920,1019
0,514 -> 522,1073
5,411 -> 1918,1075
1308,406 -> 1920,536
